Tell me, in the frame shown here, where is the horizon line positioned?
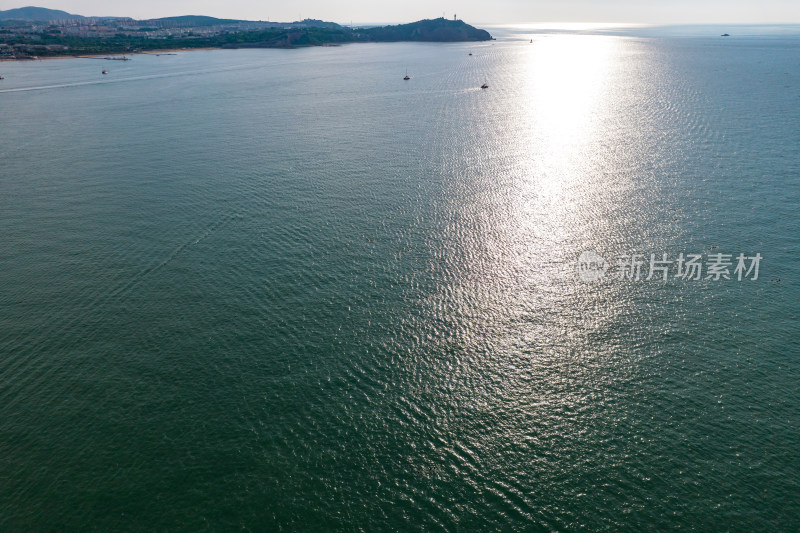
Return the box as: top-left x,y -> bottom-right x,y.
1,6 -> 799,26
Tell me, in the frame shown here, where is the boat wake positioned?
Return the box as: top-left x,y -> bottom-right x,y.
0,63 -> 263,94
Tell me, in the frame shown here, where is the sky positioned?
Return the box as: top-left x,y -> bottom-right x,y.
1,0 -> 799,24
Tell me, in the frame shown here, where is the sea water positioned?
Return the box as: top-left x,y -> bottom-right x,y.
1,24 -> 798,530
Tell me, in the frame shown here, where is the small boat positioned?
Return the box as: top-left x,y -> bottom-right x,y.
102,69 -> 108,75
0,75 -> 4,80
468,52 -> 473,56
530,39 -> 533,43
403,69 -> 410,80
721,33 -> 730,37
480,83 -> 489,89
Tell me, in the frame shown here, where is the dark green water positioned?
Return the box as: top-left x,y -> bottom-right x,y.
1,25 -> 798,530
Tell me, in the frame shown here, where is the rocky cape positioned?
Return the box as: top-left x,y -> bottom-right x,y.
234,18 -> 495,48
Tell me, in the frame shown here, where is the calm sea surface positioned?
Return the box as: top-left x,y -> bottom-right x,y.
1,24 -> 798,530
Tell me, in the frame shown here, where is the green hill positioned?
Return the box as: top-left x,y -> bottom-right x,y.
0,6 -> 83,21
360,18 -> 492,42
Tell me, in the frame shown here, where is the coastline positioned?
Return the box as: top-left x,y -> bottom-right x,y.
0,18 -> 491,63
0,47 -> 222,62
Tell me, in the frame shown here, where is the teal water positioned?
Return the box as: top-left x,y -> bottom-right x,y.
1,25 -> 799,530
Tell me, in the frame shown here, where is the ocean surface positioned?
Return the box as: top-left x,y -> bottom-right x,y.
1,24 -> 798,530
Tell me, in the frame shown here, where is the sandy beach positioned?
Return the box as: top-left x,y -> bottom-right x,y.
0,47 -> 222,62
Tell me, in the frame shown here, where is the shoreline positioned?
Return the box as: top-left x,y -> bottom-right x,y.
0,47 -> 222,63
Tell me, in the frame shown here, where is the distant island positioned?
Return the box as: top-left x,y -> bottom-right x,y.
0,7 -> 492,59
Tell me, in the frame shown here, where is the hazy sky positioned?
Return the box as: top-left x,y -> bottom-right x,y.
2,0 -> 799,24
